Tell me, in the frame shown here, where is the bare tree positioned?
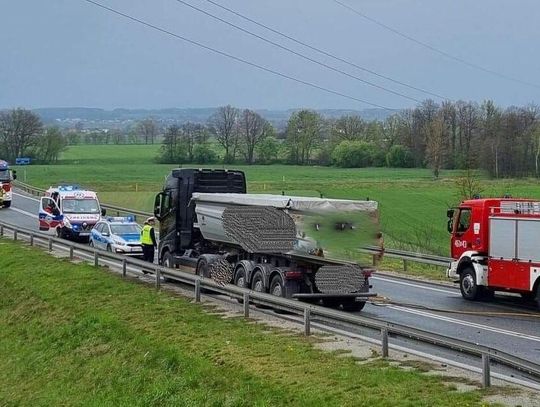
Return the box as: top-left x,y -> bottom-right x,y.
0,108 -> 43,161
181,122 -> 208,162
208,105 -> 240,163
425,113 -> 445,178
239,109 -> 271,164
137,118 -> 158,144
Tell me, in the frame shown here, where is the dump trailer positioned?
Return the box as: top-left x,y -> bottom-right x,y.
154,168 -> 379,311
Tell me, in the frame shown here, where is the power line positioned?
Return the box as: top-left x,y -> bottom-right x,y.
81,0 -> 395,110
201,0 -> 448,100
173,0 -> 422,103
332,0 -> 540,89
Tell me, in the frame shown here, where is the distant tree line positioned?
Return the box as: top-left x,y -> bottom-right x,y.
0,108 -> 67,164
157,101 -> 540,177
3,101 -> 539,177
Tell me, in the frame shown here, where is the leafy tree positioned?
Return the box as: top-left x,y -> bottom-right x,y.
192,143 -> 218,164
332,141 -> 380,168
0,108 -> 43,161
65,131 -> 81,145
286,110 -> 325,165
256,136 -> 280,164
158,125 -> 187,163
182,122 -> 208,162
385,145 -> 414,168
34,127 -> 67,163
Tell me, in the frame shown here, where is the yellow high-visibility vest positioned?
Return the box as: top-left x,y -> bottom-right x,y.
141,224 -> 153,245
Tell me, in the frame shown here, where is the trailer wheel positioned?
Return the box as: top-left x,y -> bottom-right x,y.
341,300 -> 366,312
251,271 -> 268,308
234,266 -> 247,303
460,267 -> 480,300
270,275 -> 286,298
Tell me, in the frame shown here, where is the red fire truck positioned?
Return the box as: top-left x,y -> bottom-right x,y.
447,198 -> 540,308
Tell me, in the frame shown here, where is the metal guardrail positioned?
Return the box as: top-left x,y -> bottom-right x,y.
0,219 -> 539,388
362,245 -> 451,270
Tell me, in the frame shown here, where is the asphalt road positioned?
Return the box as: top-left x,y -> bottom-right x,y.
2,189 -> 540,381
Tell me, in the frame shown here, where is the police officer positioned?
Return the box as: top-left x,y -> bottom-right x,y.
141,217 -> 157,263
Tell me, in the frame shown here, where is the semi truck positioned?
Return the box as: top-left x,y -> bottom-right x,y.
447,198 -> 540,308
153,168 -> 379,311
0,160 -> 16,208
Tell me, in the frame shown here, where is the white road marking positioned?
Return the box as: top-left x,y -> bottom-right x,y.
388,305 -> 540,342
372,275 -> 458,295
13,192 -> 39,202
8,207 -> 38,219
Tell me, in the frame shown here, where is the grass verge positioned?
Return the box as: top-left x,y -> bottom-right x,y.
0,239 -> 487,406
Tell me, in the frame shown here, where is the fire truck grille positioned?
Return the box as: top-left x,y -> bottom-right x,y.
315,265 -> 368,294
222,206 -> 296,253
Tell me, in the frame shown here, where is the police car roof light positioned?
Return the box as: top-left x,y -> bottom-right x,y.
106,215 -> 135,223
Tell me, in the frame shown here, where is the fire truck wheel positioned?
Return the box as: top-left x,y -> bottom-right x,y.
459,267 -> 480,301
536,285 -> 540,310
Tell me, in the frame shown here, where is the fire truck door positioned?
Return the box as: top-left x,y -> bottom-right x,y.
452,208 -> 473,258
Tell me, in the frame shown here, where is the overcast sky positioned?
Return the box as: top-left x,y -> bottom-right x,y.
1,0 -> 539,110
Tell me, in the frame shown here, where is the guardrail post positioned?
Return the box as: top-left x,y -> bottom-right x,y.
13,230 -> 18,241
48,238 -> 53,252
155,267 -> 161,291
304,308 -> 311,336
243,293 -> 249,317
69,246 -> 74,260
195,279 -> 201,302
403,259 -> 408,272
482,353 -> 491,388
0,225 -> 3,236
122,259 -> 127,278
94,251 -> 98,267
372,254 -> 377,266
29,234 -> 34,246
381,328 -> 389,358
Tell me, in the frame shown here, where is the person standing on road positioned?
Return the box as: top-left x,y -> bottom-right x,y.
141,217 -> 157,264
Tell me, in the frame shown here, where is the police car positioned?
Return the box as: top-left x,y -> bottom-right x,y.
89,216 -> 143,257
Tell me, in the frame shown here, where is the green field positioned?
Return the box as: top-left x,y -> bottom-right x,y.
14,144 -> 540,256
0,239 -> 488,405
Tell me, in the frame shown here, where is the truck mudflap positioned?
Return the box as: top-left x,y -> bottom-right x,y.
293,293 -> 377,300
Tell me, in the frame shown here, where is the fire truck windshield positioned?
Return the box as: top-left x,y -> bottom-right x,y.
62,198 -> 100,214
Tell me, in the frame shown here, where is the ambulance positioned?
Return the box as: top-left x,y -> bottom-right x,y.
39,185 -> 106,241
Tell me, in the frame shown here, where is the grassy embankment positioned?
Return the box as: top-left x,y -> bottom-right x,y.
0,238 -> 488,406
14,144 -> 540,276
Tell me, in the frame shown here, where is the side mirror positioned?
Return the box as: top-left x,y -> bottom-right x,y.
101,208 -> 106,216
447,219 -> 453,234
154,193 -> 163,220
446,209 -> 454,219
12,171 -> 17,180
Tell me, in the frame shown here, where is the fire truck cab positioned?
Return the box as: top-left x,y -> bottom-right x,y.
447,198 -> 540,307
0,160 -> 16,208
39,185 -> 106,241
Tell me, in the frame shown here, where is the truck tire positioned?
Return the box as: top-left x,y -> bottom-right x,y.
234,266 -> 247,303
161,251 -> 175,282
3,201 -> 11,208
460,267 -> 481,301
196,258 -> 211,293
251,271 -> 267,308
269,275 -> 286,298
341,300 -> 366,312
